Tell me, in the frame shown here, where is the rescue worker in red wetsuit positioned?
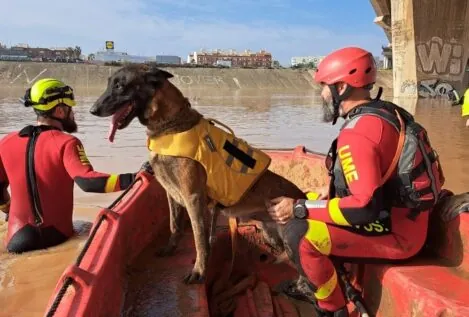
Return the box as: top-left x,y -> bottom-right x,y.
267,47 -> 445,316
0,78 -> 150,254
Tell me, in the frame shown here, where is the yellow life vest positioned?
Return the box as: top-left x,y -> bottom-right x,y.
461,88 -> 469,116
147,118 -> 271,207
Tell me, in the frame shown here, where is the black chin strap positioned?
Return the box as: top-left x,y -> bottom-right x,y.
44,106 -> 72,129
329,84 -> 354,125
329,85 -> 384,125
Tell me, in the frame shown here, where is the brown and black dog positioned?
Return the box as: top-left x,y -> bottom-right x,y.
89,64 -> 307,284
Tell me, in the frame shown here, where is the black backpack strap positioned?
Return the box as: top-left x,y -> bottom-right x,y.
346,104 -> 401,132
326,138 -> 338,198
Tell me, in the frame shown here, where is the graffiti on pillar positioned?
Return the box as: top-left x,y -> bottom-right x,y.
416,37 -> 464,77
418,79 -> 454,98
400,80 -> 418,95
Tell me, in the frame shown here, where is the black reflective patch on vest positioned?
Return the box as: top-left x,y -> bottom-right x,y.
225,139 -> 238,167
240,147 -> 254,173
223,140 -> 256,169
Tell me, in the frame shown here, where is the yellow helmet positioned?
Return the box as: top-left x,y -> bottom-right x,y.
23,78 -> 76,111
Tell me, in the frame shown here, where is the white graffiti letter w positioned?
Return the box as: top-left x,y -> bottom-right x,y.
417,37 -> 452,74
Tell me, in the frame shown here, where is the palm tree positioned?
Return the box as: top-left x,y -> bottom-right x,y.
74,46 -> 82,59
66,47 -> 75,60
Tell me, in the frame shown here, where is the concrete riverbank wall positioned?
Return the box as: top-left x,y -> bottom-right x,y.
0,62 -> 393,95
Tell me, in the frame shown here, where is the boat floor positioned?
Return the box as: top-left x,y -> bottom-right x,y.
122,222 -> 316,317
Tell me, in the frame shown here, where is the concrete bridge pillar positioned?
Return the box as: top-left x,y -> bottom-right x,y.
371,0 -> 469,99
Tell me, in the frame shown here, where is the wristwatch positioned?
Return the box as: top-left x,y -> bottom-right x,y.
293,199 -> 308,219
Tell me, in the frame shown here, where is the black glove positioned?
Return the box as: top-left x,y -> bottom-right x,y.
140,161 -> 154,175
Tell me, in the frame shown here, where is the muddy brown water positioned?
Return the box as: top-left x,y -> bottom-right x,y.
0,89 -> 467,316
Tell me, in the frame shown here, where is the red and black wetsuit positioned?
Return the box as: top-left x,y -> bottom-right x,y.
0,125 -> 136,253
284,101 -> 430,313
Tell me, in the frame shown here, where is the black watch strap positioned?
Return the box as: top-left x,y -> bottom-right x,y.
293,199 -> 308,219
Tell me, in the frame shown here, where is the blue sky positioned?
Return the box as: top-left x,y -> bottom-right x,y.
1,0 -> 387,65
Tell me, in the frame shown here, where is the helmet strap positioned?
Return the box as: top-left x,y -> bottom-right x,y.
329,84 -> 353,125
374,87 -> 383,100
37,104 -> 72,130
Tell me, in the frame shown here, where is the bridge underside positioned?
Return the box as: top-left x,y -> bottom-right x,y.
370,0 -> 469,99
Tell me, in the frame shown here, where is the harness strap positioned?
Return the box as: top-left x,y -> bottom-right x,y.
205,117 -> 236,136
381,110 -> 406,185
226,217 -> 238,279
345,104 -> 406,185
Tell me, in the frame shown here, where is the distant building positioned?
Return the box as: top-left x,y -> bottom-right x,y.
155,55 -> 181,65
215,60 -> 232,67
0,44 -> 80,62
292,54 -> 384,69
93,50 -> 155,63
382,45 -> 392,69
187,49 -> 272,68
291,56 -> 325,67
0,47 -> 30,61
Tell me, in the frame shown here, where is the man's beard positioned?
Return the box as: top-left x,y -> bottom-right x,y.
62,117 -> 78,133
321,99 -> 336,123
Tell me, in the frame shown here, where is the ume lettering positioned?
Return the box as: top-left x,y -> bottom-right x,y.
338,145 -> 359,184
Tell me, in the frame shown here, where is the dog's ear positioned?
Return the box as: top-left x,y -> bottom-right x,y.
145,66 -> 174,87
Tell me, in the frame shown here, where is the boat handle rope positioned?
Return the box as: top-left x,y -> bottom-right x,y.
45,175 -> 140,317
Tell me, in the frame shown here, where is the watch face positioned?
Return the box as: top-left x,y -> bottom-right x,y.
294,204 -> 306,219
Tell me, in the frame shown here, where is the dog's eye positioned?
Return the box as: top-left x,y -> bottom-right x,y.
114,82 -> 122,90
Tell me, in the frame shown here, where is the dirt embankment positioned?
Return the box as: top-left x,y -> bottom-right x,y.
0,62 -> 393,95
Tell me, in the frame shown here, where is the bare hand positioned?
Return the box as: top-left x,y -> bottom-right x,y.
266,196 -> 295,224
465,118 -> 469,127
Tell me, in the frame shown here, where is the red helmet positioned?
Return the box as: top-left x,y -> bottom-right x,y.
314,47 -> 376,88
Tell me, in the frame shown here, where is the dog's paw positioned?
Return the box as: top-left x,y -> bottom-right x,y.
155,245 -> 176,257
183,270 -> 205,284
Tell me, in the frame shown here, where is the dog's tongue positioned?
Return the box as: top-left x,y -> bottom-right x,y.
108,121 -> 118,143
108,105 -> 131,143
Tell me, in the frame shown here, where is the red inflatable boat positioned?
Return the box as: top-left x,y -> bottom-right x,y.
43,146 -> 469,317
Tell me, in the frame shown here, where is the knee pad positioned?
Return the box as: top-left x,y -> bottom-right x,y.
282,219 -> 308,271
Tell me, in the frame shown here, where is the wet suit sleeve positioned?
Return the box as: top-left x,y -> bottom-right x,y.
303,130 -> 384,226
63,138 -> 136,193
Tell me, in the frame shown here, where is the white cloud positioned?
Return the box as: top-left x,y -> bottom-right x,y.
0,0 -> 386,65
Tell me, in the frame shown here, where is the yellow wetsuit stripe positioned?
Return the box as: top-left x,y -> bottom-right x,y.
306,192 -> 320,200
304,219 -> 332,255
314,269 -> 338,300
328,198 -> 352,226
105,174 -> 118,193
